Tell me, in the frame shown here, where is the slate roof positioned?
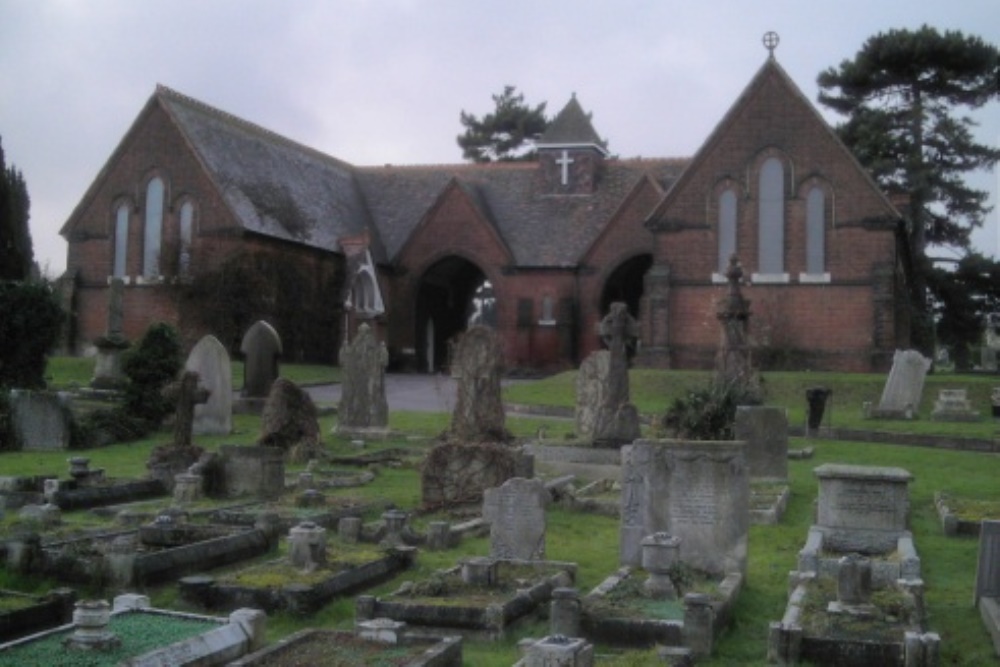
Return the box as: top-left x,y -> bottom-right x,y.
157,86 -> 373,253
538,94 -> 606,149
356,158 -> 685,267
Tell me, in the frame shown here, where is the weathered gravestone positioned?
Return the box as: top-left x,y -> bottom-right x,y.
871,349 -> 932,419
91,278 -> 130,389
8,390 -> 73,451
448,325 -> 509,442
259,378 -> 323,463
930,388 -> 980,421
220,445 -> 285,498
619,439 -> 749,576
975,520 -> 1000,657
813,464 -> 912,553
162,371 -> 210,449
483,477 -> 547,560
591,303 -> 641,447
185,335 -> 233,435
733,406 -> 788,481
240,320 -> 282,399
575,350 -> 608,440
336,323 -> 389,436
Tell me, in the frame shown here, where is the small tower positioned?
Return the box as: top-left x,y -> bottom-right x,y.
536,94 -> 608,195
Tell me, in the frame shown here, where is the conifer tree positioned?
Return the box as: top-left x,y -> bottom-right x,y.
0,136 -> 34,280
457,86 -> 549,163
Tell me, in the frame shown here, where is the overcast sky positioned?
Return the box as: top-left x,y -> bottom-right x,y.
2,0 -> 998,276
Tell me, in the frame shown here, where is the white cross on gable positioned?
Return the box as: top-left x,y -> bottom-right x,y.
556,150 -> 575,186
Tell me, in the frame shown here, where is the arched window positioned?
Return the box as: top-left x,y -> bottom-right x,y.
113,203 -> 129,278
179,201 -> 194,276
143,177 -> 164,278
757,158 -> 784,275
805,187 -> 825,275
718,189 -> 737,273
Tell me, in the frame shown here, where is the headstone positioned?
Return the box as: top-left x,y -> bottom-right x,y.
519,635 -> 595,667
8,390 -> 73,451
240,320 -> 282,398
91,278 -> 130,389
733,406 -> 788,481
715,255 -> 756,391
574,350 -> 608,439
930,388 -> 980,421
258,378 -> 322,461
482,477 -> 547,560
448,325 -> 508,442
185,335 -> 233,435
874,349 -> 932,418
975,520 -> 1000,606
220,445 -> 285,498
288,521 -> 326,571
981,347 -> 998,372
592,303 -> 641,446
336,323 -> 389,435
162,371 -> 210,448
420,442 -> 522,507
619,439 -> 749,576
814,463 -> 912,553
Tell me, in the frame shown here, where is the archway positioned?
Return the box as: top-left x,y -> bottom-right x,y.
416,256 -> 491,372
600,254 -> 653,319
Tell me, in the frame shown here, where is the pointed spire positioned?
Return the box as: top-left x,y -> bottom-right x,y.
538,95 -> 607,152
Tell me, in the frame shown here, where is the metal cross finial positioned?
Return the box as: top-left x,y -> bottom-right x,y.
763,31 -> 779,57
763,30 -> 781,58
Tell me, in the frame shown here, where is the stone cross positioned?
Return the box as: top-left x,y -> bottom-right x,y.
556,150 -> 575,186
592,302 -> 640,446
107,278 -> 125,339
715,254 -> 754,389
163,371 -> 210,448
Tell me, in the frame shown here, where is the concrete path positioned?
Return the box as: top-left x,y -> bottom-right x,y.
305,373 -> 459,413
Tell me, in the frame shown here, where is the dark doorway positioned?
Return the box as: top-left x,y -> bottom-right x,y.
600,254 -> 653,319
416,257 -> 490,372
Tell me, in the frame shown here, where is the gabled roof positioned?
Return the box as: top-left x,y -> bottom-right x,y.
538,94 -> 607,152
645,56 -> 901,227
356,158 -> 685,267
156,86 -> 375,254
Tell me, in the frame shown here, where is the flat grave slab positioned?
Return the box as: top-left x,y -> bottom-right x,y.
933,492 -> 1000,537
229,627 -> 462,666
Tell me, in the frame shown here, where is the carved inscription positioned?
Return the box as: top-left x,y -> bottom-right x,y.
832,483 -> 896,516
672,486 -> 717,527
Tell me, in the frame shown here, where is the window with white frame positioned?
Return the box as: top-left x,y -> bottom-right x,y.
143,177 -> 164,278
757,157 -> 784,275
179,201 -> 194,276
113,203 -> 129,278
718,189 -> 737,273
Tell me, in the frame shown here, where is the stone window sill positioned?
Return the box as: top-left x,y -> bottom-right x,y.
107,276 -> 132,285
750,273 -> 790,284
798,272 -> 831,284
537,319 -> 557,327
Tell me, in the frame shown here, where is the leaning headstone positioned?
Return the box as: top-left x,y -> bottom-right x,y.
592,303 -> 641,447
259,378 -> 322,462
619,439 -> 749,576
8,390 -> 73,451
240,320 -> 282,399
733,406 -> 788,481
185,335 -> 233,435
873,349 -> 932,418
448,325 -> 508,442
483,477 -> 547,560
575,350 -> 609,439
91,278 -> 130,389
336,323 -> 389,436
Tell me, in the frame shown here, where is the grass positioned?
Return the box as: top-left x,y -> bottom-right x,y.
6,359 -> 1000,665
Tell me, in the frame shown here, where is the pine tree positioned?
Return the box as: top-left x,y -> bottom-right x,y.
0,136 -> 34,281
817,26 -> 1000,360
457,86 -> 549,163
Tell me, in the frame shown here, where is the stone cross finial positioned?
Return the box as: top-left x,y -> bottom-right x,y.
163,371 -> 210,448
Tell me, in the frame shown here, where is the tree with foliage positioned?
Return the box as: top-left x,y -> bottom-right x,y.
0,281 -> 63,389
817,26 -> 1000,362
457,85 -> 549,163
121,322 -> 183,428
0,136 -> 34,281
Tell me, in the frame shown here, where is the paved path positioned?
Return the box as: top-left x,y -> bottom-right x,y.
305,373 -> 459,413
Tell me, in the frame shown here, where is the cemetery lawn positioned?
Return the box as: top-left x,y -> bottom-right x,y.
11,360 -> 1000,664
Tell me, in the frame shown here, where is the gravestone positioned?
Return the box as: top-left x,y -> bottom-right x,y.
163,371 -> 210,448
733,406 -> 788,481
240,320 -> 282,399
448,325 -> 508,442
591,303 -> 641,447
336,323 -> 389,436
185,335 -> 233,435
619,439 -> 749,576
574,350 -> 608,439
259,378 -> 322,462
482,477 -> 547,560
91,278 -> 130,389
220,445 -> 285,498
8,390 -> 73,451
814,463 -> 912,553
930,388 -> 979,421
873,349 -> 932,418
715,255 -> 755,391
975,520 -> 1000,607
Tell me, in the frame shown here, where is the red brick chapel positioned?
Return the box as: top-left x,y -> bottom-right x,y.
60,50 -> 910,373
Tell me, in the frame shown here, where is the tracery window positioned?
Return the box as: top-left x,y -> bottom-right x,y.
143,177 -> 164,278
757,157 -> 784,275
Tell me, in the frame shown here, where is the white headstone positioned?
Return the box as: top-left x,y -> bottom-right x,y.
185,335 -> 233,435
734,406 -> 788,481
876,349 -> 932,415
483,477 -> 547,560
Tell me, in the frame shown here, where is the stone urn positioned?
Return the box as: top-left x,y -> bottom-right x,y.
641,532 -> 681,599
